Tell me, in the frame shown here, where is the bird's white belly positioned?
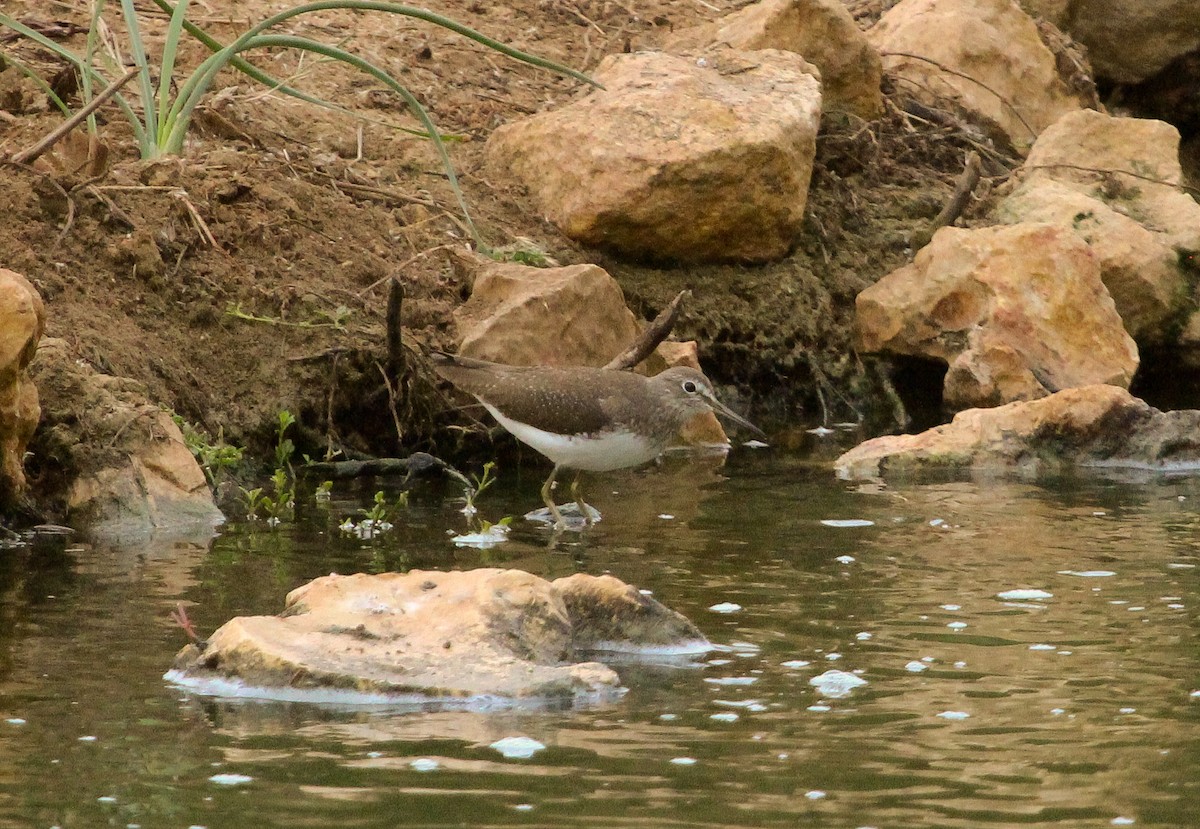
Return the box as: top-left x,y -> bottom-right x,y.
483,403 -> 661,472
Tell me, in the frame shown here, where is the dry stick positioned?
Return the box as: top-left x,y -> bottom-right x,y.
912,151 -> 982,249
1024,162 -> 1200,197
605,289 -> 691,371
9,67 -> 140,165
386,277 -> 405,383
880,51 -> 1037,141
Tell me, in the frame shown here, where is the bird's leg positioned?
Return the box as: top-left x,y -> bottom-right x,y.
570,473 -> 594,527
540,464 -> 565,529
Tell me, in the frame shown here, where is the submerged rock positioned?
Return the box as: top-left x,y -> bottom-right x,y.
0,268 -> 44,512
486,49 -> 821,264
169,569 -> 710,704
835,384 -> 1200,479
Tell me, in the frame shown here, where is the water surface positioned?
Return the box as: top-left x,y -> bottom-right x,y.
1,444 -> 1198,827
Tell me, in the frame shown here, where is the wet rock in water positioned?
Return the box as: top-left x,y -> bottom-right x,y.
1020,0 -> 1200,84
835,384 -> 1200,478
856,223 -> 1138,412
552,573 -> 709,653
665,0 -> 883,119
869,0 -> 1088,149
0,268 -> 44,511
486,49 -> 821,264
28,338 -> 222,539
169,569 -> 710,703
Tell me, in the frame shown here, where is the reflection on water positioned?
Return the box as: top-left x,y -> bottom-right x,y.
0,448 -> 1198,828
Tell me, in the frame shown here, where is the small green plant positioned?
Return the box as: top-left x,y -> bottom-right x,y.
0,0 -> 596,247
461,461 -> 498,517
241,410 -> 297,526
172,413 -> 243,487
340,489 -> 409,540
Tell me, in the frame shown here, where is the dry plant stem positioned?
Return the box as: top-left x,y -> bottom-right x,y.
376,363 -> 406,448
1024,163 -> 1200,197
386,277 -> 404,383
605,289 -> 691,371
912,150 -> 982,249
8,67 -> 140,165
881,50 -> 1037,141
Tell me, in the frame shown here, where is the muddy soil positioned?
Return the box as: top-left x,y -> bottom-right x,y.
0,0 -> 996,488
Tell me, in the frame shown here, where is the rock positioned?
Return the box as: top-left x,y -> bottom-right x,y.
28,338 -> 223,539
486,49 -> 822,264
994,180 -> 1187,344
0,268 -> 44,510
456,259 -> 660,370
1019,110 -> 1200,253
169,569 -> 710,702
553,573 -> 708,652
835,384 -> 1200,478
1020,0 -> 1200,84
855,223 -> 1139,411
664,0 -> 883,119
868,0 -> 1086,149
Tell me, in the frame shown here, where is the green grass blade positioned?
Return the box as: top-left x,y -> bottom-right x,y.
82,0 -> 106,134
0,12 -> 147,146
0,50 -> 71,115
118,0 -> 158,148
156,0 -> 192,145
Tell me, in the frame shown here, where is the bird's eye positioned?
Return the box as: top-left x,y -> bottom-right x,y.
682,380 -> 698,394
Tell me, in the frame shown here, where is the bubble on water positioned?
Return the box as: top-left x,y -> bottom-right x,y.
905,661 -> 928,673
834,555 -> 856,564
209,773 -> 253,786
670,757 -> 697,766
937,711 -> 970,720
921,656 -> 935,663
855,632 -> 872,640
1050,708 -> 1066,715
1168,604 -> 1185,609
710,712 -> 739,722
1166,562 -> 1195,569
704,676 -> 757,686
410,759 -> 439,772
1128,606 -> 1146,612
809,670 -> 868,698
709,602 -> 743,614
821,519 -> 874,528
707,658 -> 733,666
807,704 -> 831,712
778,752 -> 790,760
1111,818 -> 1135,826
713,699 -> 762,709
1030,644 -> 1056,651
5,718 -> 25,725
1110,600 -> 1129,605
953,661 -> 967,668
1058,650 -> 1073,656
807,426 -> 834,436
781,660 -> 811,669
512,804 -> 535,812
1059,570 -> 1117,577
490,737 -> 545,759
997,589 -> 1053,600
1190,690 -> 1200,699
78,735 -> 97,742
639,589 -> 654,596
657,514 -> 674,520
826,653 -> 843,661
929,518 -> 945,526
98,796 -> 117,803
1093,511 -> 1107,516
805,790 -> 826,800
1119,707 -> 1136,714
659,713 -> 678,720
947,622 -> 968,630
940,604 -> 961,611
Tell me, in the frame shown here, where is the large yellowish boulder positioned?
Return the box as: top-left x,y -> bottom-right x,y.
168,569 -> 710,702
856,223 -> 1138,412
869,0 -> 1086,149
665,0 -> 882,119
0,269 -> 44,508
835,385 -> 1200,479
1019,110 -> 1200,253
1020,0 -> 1200,84
994,180 -> 1187,344
486,49 -> 822,264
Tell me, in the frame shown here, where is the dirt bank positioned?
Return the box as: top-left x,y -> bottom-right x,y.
0,0 -> 998,486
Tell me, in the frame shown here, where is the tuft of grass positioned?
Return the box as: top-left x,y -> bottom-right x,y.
1,1 -> 598,248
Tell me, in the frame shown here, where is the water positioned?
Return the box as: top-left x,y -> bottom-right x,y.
1,444 -> 1199,828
